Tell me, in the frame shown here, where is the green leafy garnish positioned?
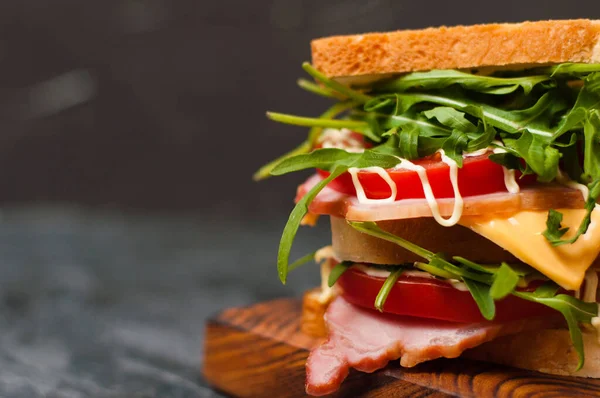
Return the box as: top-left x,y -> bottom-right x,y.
288,251 -> 317,273
297,78 -> 345,100
543,180 -> 600,246
276,168 -> 344,283
375,69 -> 552,95
274,151 -> 401,283
463,278 -> 495,320
374,268 -> 404,312
489,263 -> 520,300
302,62 -> 371,103
328,261 -> 353,287
254,101 -> 357,180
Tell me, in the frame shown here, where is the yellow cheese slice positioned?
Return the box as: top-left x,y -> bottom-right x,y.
460,208 -> 600,291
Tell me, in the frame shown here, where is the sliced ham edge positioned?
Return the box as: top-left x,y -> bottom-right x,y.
305,296 -> 564,396
296,174 -> 586,222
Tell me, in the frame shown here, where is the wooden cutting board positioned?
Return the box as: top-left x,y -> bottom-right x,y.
202,298 -> 600,397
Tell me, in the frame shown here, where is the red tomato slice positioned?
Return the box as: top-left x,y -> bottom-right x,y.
318,153 -> 534,200
337,268 -> 559,323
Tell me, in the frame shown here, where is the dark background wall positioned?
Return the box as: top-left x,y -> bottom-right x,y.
0,0 -> 597,219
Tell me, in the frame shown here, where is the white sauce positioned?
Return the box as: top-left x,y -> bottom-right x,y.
318,128 -> 365,153
393,150 -> 463,227
491,141 -> 520,194
348,167 -> 397,204
556,169 -> 589,202
315,246 -> 337,303
463,147 -> 490,157
315,245 -> 335,263
346,143 -> 527,227
352,263 -> 468,291
348,151 -> 464,226
450,280 -> 469,291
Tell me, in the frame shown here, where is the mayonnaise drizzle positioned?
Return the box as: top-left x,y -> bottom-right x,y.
464,143 -> 520,194
348,167 -> 397,204
352,264 -> 469,291
396,150 -> 463,227
556,169 -> 589,201
491,141 -> 520,194
348,150 -> 464,226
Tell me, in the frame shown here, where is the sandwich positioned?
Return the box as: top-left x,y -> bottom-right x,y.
257,19 -> 600,396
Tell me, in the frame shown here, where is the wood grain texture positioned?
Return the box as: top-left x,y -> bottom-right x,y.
203,298 -> 600,397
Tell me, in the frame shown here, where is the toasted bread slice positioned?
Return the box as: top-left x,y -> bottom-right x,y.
311,19 -> 600,85
302,288 -> 600,377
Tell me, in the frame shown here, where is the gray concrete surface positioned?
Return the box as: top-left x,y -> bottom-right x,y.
0,206 -> 327,397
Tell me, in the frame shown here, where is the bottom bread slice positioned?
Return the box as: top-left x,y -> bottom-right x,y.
465,328 -> 600,378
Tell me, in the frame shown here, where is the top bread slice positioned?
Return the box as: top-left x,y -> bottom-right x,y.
311,19 -> 600,84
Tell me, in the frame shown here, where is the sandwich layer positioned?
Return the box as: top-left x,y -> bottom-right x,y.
311,19 -> 600,83
330,216 -> 518,264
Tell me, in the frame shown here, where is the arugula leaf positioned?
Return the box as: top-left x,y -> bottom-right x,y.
267,111 -> 368,130
277,168 -> 345,283
553,73 -> 600,141
256,102 -> 359,181
502,131 -> 560,182
328,261 -> 353,287
302,62 -> 371,103
453,256 -> 495,274
388,91 -> 556,139
354,110 -> 452,137
542,209 -> 570,242
288,250 -> 317,272
375,69 -> 551,95
413,261 -> 455,279
466,121 -> 496,152
463,278 -> 495,320
374,268 -> 404,312
583,110 -> 600,183
423,107 -> 478,133
275,150 -> 402,283
535,63 -> 600,77
544,179 -> 600,246
271,148 -> 400,175
532,281 -> 560,298
441,130 -> 469,167
397,125 -> 420,159
514,291 -> 598,370
297,78 -> 345,100
253,141 -> 311,181
271,148 -> 360,175
489,263 -> 520,300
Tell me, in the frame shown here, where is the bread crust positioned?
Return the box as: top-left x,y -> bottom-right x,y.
311,20 -> 600,82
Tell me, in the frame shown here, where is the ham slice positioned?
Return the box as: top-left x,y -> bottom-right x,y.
296,174 -> 586,222
305,297 -> 563,396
